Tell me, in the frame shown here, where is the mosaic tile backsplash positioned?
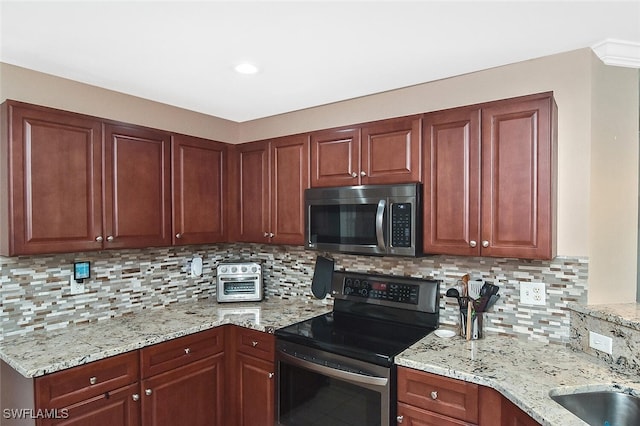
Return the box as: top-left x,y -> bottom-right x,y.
0,244 -> 588,343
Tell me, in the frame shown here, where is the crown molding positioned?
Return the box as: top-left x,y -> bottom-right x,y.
591,39 -> 640,68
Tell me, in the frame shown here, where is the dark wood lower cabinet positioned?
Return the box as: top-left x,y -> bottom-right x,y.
141,354 -> 225,426
398,367 -> 541,426
235,353 -> 275,426
41,383 -> 140,426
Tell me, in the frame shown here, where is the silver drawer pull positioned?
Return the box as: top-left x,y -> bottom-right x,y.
268,372 -> 274,379
89,376 -> 97,385
431,391 -> 438,400
397,415 -> 404,423
184,348 -> 191,354
251,341 -> 258,347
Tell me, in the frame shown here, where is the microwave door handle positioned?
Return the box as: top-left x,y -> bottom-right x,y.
376,199 -> 386,251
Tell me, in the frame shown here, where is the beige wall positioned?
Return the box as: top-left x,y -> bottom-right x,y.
0,63 -> 239,143
1,48 -> 639,303
588,56 -> 639,303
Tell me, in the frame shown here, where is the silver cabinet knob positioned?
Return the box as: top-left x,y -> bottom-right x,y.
482,240 -> 489,248
431,391 -> 438,400
95,236 -> 104,242
269,232 -> 274,238
360,171 -> 367,177
268,372 -> 274,379
132,394 -> 140,401
145,389 -> 152,396
397,415 -> 404,423
263,232 -> 269,237
184,348 -> 190,354
470,240 -> 477,248
89,376 -> 97,385
351,172 -> 357,178
106,236 -> 114,242
252,341 -> 258,347
175,233 -> 182,239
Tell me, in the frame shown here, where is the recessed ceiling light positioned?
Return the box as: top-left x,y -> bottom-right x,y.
235,63 -> 259,75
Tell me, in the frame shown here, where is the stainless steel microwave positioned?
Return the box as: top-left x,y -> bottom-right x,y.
305,183 -> 422,257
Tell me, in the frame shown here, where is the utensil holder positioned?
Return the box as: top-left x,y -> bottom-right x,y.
460,310 -> 483,340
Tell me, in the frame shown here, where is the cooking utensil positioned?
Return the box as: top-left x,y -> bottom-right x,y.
486,294 -> 500,310
461,274 -> 470,298
446,287 -> 463,308
466,299 -> 473,341
469,280 -> 483,299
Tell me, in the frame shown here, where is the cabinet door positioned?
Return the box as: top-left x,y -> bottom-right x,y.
236,353 -> 275,426
310,127 -> 360,187
172,134 -> 226,245
234,141 -> 270,243
361,116 -> 422,184
103,123 -> 171,249
423,108 -> 481,256
270,135 -> 309,244
481,94 -> 556,259
2,102 -> 103,255
141,354 -> 225,426
39,383 -> 140,426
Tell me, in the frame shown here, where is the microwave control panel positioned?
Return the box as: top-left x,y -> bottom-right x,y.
391,203 -> 412,247
342,277 -> 419,305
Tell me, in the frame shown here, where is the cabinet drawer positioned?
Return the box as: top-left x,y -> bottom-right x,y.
397,367 -> 478,423
35,351 -> 139,409
235,327 -> 275,361
140,327 -> 224,378
397,402 -> 475,426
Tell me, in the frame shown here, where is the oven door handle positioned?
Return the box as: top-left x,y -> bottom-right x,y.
278,351 -> 388,387
375,199 -> 386,252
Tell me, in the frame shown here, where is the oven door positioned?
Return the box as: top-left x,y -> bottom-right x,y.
276,340 -> 392,426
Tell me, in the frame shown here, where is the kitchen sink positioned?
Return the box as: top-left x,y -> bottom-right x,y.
550,389 -> 640,426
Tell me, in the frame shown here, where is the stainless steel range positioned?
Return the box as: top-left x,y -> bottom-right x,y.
275,270 -> 440,426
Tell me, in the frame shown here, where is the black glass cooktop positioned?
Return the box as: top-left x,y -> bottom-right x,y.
274,309 -> 435,367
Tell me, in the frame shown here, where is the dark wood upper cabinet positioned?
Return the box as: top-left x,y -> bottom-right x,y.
103,123 -> 172,250
231,141 -> 271,243
310,116 -> 421,187
0,101 -> 104,255
423,106 -> 481,256
270,134 -> 309,244
310,127 -> 360,187
480,94 -> 557,260
231,135 -> 309,245
171,134 -> 227,245
423,93 -> 557,260
361,116 -> 422,184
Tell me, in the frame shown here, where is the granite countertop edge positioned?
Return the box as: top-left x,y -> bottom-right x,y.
4,299 -> 640,426
396,332 -> 640,426
0,298 -> 332,378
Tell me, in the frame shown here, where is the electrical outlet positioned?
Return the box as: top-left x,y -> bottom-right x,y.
70,275 -> 85,295
589,331 -> 613,355
519,282 -> 546,305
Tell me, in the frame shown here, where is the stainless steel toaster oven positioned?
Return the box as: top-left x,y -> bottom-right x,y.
216,261 -> 263,302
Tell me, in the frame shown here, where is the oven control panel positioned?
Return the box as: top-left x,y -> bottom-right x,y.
342,277 -> 419,305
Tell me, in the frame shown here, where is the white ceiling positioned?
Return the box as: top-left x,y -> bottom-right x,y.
1,1 -> 640,122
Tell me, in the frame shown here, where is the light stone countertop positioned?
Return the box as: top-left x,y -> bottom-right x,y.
3,298 -> 640,426
396,331 -> 640,426
0,298 -> 332,378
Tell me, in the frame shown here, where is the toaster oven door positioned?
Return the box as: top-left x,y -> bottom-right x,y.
217,276 -> 262,302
